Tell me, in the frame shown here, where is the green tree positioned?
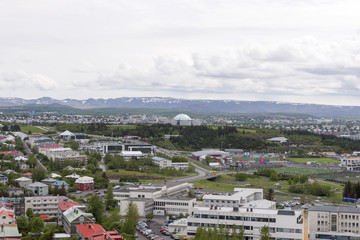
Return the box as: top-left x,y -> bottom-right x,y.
28,154 -> 38,168
104,153 -> 113,164
146,213 -> 154,222
69,140 -> 79,151
26,208 -> 34,219
237,225 -> 245,240
269,172 -> 279,181
105,185 -> 116,209
16,215 -> 29,233
260,225 -> 271,240
88,195 -> 104,224
39,230 -> 55,240
29,216 -> 44,233
265,188 -> 274,201
300,175 -> 308,184
122,201 -> 140,238
33,167 -> 46,182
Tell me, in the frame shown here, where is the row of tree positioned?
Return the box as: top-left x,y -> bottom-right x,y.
194,225 -> 271,240
343,181 -> 360,199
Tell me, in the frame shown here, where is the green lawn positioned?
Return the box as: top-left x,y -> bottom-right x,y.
288,157 -> 340,164
191,179 -> 239,192
274,167 -> 333,175
107,207 -> 120,215
21,126 -> 47,134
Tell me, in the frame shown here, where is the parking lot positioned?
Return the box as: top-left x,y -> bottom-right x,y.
137,216 -> 178,240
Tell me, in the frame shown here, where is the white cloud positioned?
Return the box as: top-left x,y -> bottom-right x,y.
0,72 -> 58,91
0,0 -> 360,105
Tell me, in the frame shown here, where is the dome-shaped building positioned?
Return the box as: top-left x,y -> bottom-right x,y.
174,114 -> 191,121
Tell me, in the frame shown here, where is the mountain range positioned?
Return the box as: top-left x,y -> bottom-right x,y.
0,97 -> 359,117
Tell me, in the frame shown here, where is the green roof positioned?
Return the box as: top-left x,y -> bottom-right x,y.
64,208 -> 93,223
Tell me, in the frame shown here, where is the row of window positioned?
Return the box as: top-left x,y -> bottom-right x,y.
340,222 -> 360,227
193,214 -> 276,223
205,200 -> 237,204
341,214 -> 359,220
155,201 -> 189,206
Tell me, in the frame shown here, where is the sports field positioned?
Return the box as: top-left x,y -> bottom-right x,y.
21,126 -> 47,134
288,157 -> 340,164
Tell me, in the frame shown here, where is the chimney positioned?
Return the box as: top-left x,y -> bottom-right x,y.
88,224 -> 91,229
303,208 -> 309,240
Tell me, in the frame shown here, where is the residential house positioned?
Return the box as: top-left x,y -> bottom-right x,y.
63,207 -> 95,235
27,182 -> 49,196
14,177 -> 32,188
75,224 -> 104,240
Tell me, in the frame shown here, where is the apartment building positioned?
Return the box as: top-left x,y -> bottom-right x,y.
309,206 -> 360,239
25,196 -> 68,218
340,157 -> 360,171
187,207 -> 304,240
47,148 -> 87,165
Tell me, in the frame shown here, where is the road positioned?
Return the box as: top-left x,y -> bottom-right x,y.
21,138 -> 48,173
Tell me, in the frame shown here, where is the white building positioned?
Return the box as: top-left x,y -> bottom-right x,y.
152,156 -> 189,170
15,177 -> 32,188
47,148 -> 87,165
340,157 -> 360,171
154,197 -> 196,215
27,182 -> 49,196
25,196 -> 69,218
121,151 -> 143,160
187,207 -> 304,239
203,188 -> 265,209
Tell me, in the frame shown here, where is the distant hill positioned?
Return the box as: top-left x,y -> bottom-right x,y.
0,97 -> 359,117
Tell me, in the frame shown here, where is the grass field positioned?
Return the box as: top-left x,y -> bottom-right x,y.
288,157 -> 340,164
21,126 -> 47,134
274,167 -> 333,175
191,179 -> 239,192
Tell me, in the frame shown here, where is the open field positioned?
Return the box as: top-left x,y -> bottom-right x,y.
274,167 -> 333,175
191,179 -> 238,192
288,157 -> 340,164
21,126 -> 47,134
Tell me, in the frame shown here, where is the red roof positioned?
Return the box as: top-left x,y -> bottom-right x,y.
92,230 -> 123,240
40,144 -> 62,149
23,172 -> 32,176
0,152 -> 9,155
9,151 -> 23,155
58,201 -> 80,211
0,210 -> 15,220
76,224 -> 105,239
31,133 -> 44,136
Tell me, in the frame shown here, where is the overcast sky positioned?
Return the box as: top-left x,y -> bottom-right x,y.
1,0 -> 360,105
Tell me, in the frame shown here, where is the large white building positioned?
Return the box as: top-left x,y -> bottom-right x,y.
340,157 -> 360,171
164,114 -> 201,126
47,148 -> 87,165
203,188 -> 265,209
152,156 -> 189,170
114,183 -> 193,217
187,207 -> 304,240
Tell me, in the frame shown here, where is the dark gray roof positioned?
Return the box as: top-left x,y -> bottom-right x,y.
309,206 -> 360,213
